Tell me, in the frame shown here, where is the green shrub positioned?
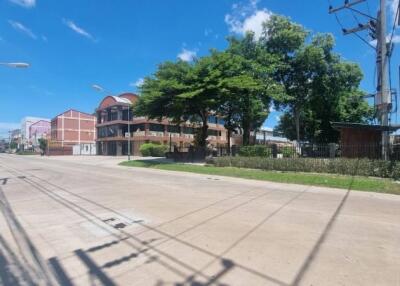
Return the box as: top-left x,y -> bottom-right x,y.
239,145 -> 272,157
210,156 -> 400,179
281,146 -> 296,158
139,143 -> 167,157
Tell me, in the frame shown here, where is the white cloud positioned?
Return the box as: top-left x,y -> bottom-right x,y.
8,0 -> 35,8
41,35 -> 47,42
130,78 -> 144,88
391,34 -> 400,43
204,29 -> 213,37
177,48 -> 197,62
389,0 -> 399,22
8,20 -> 37,39
63,19 -> 95,41
225,0 -> 272,40
370,33 -> 400,47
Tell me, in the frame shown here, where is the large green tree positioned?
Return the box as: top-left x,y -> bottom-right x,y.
274,34 -> 374,143
134,59 -> 219,148
225,33 -> 283,145
258,15 -> 373,143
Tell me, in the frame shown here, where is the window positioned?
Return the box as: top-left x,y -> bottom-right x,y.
122,109 -> 133,121
167,125 -> 180,133
149,124 -> 164,132
132,124 -> 145,132
207,129 -> 220,136
183,127 -> 195,134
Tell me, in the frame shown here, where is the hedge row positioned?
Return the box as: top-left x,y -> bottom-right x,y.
207,156 -> 400,179
238,145 -> 295,158
140,143 -> 168,157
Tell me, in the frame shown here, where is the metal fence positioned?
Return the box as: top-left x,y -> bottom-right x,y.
169,143 -> 400,162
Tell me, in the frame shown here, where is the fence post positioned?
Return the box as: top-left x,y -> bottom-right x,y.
272,144 -> 277,158
329,143 -> 336,159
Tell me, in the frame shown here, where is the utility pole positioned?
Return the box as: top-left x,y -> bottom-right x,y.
329,0 -> 391,159
377,0 -> 390,159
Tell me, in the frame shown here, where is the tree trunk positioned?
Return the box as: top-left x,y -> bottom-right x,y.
295,107 -> 300,142
195,115 -> 209,149
242,120 -> 251,146
227,129 -> 231,155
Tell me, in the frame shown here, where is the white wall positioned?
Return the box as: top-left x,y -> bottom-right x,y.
72,143 -> 96,155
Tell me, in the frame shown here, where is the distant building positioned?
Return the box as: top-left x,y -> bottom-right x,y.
29,120 -> 50,148
231,127 -> 290,146
51,109 -> 96,148
21,116 -> 50,149
96,93 -> 227,156
254,127 -> 290,145
10,129 -> 21,148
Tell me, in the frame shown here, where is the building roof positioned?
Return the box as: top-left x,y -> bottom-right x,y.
98,93 -> 139,110
111,96 -> 131,104
30,120 -> 51,127
331,122 -> 400,132
52,109 -> 95,121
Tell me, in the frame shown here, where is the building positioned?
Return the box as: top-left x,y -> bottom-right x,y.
231,127 -> 290,147
29,120 -> 50,148
332,122 -> 399,159
21,116 -> 50,149
10,129 -> 21,149
254,127 -> 290,145
50,109 -> 96,155
96,93 -> 227,156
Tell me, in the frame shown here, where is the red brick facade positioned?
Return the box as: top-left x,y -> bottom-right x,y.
51,109 -> 96,147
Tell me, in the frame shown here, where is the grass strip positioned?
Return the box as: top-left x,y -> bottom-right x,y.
119,160 -> 400,195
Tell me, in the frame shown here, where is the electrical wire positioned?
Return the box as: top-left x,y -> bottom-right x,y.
388,1 -> 400,50
328,0 -> 376,49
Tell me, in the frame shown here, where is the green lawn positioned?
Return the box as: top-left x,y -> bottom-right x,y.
16,151 -> 38,155
119,160 -> 400,195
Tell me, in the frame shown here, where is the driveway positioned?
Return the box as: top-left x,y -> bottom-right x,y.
0,154 -> 399,285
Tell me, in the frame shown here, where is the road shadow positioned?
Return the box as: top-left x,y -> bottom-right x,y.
290,161 -> 357,285
0,186 -> 57,285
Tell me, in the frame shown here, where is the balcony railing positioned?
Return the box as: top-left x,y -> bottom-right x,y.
132,131 -> 146,136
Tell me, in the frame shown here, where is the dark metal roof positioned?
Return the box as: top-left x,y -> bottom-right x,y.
331,122 -> 400,132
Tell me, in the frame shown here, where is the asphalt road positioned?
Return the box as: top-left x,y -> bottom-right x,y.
0,154 -> 399,286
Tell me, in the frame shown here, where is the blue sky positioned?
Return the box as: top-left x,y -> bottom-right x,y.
0,0 -> 399,138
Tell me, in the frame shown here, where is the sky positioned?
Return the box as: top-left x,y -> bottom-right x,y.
0,0 -> 399,138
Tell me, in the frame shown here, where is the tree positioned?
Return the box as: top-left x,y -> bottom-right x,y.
275,35 -> 374,143
259,16 -> 374,143
134,59 -> 219,148
38,138 -> 47,154
225,32 -> 284,145
258,15 -> 310,141
9,142 -> 17,150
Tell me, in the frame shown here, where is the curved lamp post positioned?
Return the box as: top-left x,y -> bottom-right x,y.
0,62 -> 30,68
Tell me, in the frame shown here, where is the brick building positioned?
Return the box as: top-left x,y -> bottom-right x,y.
96,93 -> 227,156
29,120 -> 51,149
51,109 -> 96,147
21,116 -> 50,149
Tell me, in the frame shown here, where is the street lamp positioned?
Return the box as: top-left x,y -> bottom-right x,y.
0,62 -> 30,68
91,84 -> 131,161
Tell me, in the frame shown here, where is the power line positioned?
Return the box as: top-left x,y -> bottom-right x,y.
328,0 -> 375,50
388,1 -> 400,48
329,0 -> 391,159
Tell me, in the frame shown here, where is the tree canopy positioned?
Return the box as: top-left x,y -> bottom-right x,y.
134,14 -> 373,146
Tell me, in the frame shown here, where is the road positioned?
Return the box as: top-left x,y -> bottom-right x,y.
0,154 -> 399,286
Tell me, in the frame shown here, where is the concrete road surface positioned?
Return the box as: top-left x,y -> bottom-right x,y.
0,154 -> 399,286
